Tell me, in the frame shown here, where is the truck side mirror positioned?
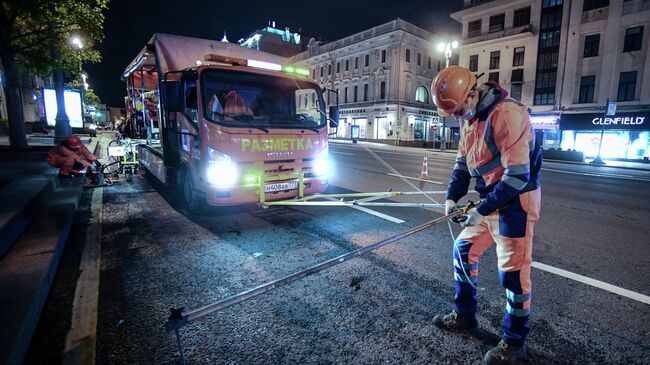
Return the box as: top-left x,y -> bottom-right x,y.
162,80 -> 181,112
329,106 -> 339,128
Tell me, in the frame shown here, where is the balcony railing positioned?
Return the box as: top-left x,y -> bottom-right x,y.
464,24 -> 535,44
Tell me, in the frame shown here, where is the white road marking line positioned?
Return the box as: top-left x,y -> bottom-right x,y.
532,261 -> 650,305
386,173 -> 444,185
331,151 -> 355,156
323,197 -> 405,224
542,167 -> 650,182
63,188 -> 103,364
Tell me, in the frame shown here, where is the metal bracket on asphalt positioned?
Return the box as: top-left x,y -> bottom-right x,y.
165,200 -> 482,364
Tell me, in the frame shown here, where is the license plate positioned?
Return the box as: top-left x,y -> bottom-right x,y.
265,181 -> 298,193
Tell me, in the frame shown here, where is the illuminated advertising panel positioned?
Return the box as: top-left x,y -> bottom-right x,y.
43,88 -> 83,128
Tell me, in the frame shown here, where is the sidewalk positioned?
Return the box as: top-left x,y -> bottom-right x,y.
329,138 -> 650,172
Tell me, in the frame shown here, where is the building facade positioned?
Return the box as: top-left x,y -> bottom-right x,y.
239,23 -> 309,58
452,0 -> 650,161
290,19 -> 449,146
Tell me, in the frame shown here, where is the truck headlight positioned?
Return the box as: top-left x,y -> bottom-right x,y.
313,149 -> 329,177
206,148 -> 238,187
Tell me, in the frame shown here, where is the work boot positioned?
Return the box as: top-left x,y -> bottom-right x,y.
433,310 -> 478,330
483,339 -> 526,365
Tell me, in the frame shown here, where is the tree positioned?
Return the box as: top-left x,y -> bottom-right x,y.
0,0 -> 107,148
68,78 -> 101,107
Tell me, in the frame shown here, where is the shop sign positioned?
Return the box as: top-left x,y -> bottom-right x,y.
592,116 -> 644,126
560,112 -> 650,131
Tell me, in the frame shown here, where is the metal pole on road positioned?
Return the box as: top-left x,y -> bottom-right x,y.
166,201 -> 481,363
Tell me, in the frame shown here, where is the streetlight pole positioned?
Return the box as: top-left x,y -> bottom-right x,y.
72,37 -> 86,123
435,39 -> 459,151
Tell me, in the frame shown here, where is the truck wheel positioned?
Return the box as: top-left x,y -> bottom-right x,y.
182,168 -> 205,214
125,168 -> 133,182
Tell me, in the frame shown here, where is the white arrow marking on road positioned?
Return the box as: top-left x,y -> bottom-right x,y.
532,261 -> 650,305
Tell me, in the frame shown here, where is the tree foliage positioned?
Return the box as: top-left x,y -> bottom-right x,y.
4,0 -> 108,76
68,78 -> 101,106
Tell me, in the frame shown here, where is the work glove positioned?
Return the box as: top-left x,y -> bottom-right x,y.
460,208 -> 483,228
445,199 -> 458,215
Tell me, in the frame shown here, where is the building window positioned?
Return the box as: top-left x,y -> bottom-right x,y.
536,71 -> 557,88
344,87 -> 348,103
513,7 -> 531,27
405,49 -> 411,63
538,52 -> 559,69
468,19 -> 482,37
540,11 -> 562,30
380,81 -> 386,99
510,83 -> 523,101
511,69 -> 524,82
540,30 -> 561,48
417,53 -> 422,66
583,34 -> 600,57
337,62 -> 340,73
542,0 -> 563,8
490,51 -> 500,69
488,72 -> 499,83
623,26 -> 644,52
320,67 -> 323,77
364,84 -> 369,101
534,93 -> 555,105
583,0 -> 609,12
427,56 -> 432,69
365,54 -> 370,67
617,71 -> 637,101
415,85 -> 429,103
381,49 -> 386,63
353,85 -> 358,102
355,57 -> 359,69
489,14 -> 505,33
345,59 -> 349,71
328,64 -> 332,75
578,75 -> 595,103
312,69 -> 315,79
513,47 -> 525,66
469,55 -> 479,72
437,60 -> 442,71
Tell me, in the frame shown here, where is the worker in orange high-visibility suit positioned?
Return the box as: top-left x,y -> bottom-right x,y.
47,134 -> 99,177
431,66 -> 542,365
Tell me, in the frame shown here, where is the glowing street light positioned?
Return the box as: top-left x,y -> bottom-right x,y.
71,36 -> 83,49
436,39 -> 460,68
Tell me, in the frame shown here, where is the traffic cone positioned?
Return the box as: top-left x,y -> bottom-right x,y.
419,155 -> 429,180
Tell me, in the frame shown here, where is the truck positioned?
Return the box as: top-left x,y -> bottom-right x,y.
122,34 -> 338,212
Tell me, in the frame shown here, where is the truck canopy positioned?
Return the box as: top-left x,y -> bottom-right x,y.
122,33 -> 290,88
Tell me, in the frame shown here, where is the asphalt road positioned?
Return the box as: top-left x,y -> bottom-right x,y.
88,141 -> 650,364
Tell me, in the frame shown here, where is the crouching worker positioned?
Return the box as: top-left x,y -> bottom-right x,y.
47,135 -> 100,180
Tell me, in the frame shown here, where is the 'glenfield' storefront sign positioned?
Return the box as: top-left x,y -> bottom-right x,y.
560,112 -> 650,131
592,116 -> 645,126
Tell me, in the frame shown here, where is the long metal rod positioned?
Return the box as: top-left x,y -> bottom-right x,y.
183,210 -> 463,324
265,201 -> 444,209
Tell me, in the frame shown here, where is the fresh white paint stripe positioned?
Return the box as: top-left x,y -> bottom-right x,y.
323,197 -> 405,224
532,261 -> 650,305
386,173 -> 444,185
541,167 -> 650,182
63,188 -> 103,364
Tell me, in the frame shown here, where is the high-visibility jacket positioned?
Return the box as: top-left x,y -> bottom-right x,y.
446,84 -> 542,216
46,144 -> 97,176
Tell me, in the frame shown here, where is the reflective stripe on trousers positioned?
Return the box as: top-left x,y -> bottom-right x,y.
452,188 -> 540,346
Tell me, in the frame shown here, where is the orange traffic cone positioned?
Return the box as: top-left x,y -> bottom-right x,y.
419,155 -> 429,180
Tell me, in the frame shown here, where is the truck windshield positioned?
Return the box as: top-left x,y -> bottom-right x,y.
201,69 -> 327,130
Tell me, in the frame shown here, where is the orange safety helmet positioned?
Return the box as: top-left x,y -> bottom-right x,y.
64,134 -> 83,149
432,66 -> 477,117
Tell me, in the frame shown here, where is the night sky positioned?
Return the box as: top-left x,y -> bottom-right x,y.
86,0 -> 461,107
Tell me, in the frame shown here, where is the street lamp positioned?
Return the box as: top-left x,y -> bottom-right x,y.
71,36 -> 87,123
435,39 -> 459,151
436,39 -> 460,68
